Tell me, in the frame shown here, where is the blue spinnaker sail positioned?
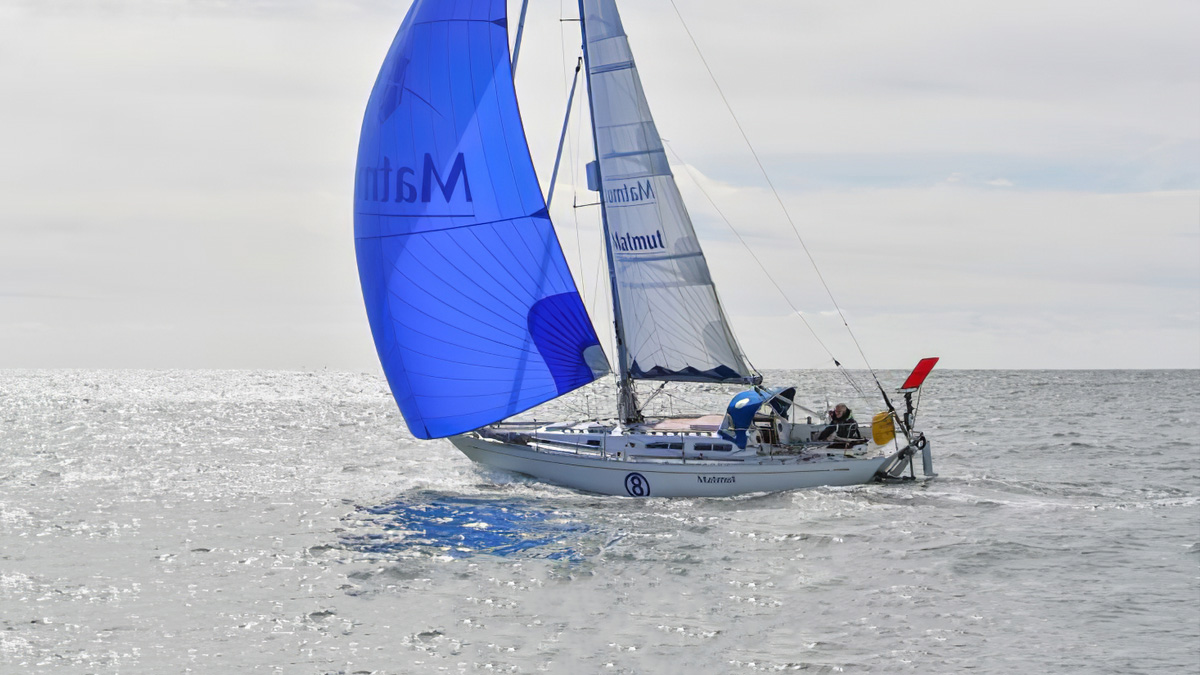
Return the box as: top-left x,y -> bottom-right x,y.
355,0 -> 609,439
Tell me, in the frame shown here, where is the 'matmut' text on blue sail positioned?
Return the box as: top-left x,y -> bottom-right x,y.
354,0 -> 609,439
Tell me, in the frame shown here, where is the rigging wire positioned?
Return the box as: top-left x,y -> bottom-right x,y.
565,62 -> 589,316
656,388 -> 726,417
561,0 -> 614,376
561,2 -> 623,419
557,1 -> 587,298
579,81 -> 605,322
662,141 -> 867,399
665,0 -> 885,396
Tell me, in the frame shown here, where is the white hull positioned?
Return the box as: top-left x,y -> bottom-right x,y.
449,433 -> 899,497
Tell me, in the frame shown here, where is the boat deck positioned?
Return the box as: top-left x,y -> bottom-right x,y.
477,419 -> 884,467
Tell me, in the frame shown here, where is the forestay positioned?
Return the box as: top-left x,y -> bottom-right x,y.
354,0 -> 608,439
581,0 -> 755,383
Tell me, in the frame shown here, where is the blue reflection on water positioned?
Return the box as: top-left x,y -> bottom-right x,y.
342,494 -> 588,560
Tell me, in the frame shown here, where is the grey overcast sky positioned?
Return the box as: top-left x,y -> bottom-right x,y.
0,0 -> 1196,371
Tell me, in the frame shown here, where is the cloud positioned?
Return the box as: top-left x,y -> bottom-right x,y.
0,0 -> 1196,369
553,151 -> 1199,368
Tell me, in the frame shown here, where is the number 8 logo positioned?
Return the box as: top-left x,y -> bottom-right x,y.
624,472 -> 650,497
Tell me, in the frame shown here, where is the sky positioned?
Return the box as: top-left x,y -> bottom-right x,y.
0,0 -> 1196,371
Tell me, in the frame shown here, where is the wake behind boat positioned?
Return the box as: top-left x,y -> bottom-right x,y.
353,0 -> 939,497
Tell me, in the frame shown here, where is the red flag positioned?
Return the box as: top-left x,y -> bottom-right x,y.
901,357 -> 939,390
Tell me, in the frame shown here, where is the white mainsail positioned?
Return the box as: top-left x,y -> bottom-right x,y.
581,0 -> 756,384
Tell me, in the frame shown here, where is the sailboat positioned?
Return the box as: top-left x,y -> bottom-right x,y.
354,0 -> 938,497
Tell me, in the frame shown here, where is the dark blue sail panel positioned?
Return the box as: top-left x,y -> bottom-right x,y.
528,293 -> 605,395
355,0 -> 608,439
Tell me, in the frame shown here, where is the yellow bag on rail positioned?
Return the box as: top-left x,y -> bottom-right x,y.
872,412 -> 896,446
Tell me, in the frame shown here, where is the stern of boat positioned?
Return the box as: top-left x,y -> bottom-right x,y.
875,432 -> 936,481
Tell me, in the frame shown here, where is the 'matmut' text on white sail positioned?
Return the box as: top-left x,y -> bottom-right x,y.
582,0 -> 756,383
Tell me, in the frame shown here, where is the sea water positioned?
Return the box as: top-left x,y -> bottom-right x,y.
1,369 -> 1197,674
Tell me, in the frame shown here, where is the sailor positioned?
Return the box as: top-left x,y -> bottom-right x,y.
818,403 -> 861,448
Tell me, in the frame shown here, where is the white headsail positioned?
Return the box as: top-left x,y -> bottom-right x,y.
581,0 -> 756,384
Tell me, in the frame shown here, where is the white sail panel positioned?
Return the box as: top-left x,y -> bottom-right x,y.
582,0 -> 755,382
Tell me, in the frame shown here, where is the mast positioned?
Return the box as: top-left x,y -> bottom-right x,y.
577,0 -> 640,424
